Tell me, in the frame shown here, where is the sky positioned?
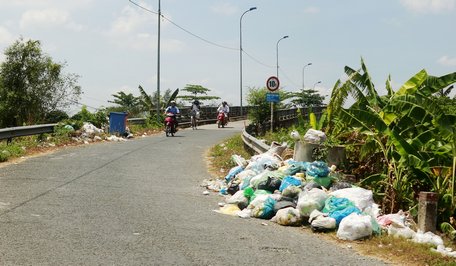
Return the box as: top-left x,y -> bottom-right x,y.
0,0 -> 455,113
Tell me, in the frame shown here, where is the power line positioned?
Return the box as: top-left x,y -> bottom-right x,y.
243,50 -> 274,68
129,0 -> 237,50
128,1 -> 279,76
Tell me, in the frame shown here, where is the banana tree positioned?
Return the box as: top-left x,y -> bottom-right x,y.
332,58 -> 456,214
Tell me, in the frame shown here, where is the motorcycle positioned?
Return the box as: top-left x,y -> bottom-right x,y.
217,111 -> 228,128
164,113 -> 177,136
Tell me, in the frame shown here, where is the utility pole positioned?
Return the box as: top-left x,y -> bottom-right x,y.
156,0 -> 161,114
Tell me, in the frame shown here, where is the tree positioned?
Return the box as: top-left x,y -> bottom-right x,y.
288,89 -> 325,107
108,91 -> 141,116
177,84 -> 220,104
246,86 -> 287,126
0,38 -> 81,127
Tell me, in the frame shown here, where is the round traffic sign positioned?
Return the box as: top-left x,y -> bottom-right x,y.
266,76 -> 280,91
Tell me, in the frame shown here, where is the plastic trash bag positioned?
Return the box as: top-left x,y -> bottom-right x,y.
306,161 -> 330,177
238,170 -> 257,190
387,224 -> 416,239
251,196 -> 277,219
329,181 -> 353,191
412,231 -> 444,247
225,190 -> 249,209
246,153 -> 282,172
303,181 -> 322,191
273,200 -> 296,213
225,165 -> 244,182
303,129 -> 327,144
306,174 -> 332,189
279,176 -> 302,192
297,188 -> 328,217
330,187 -> 375,212
257,176 -> 282,192
322,196 -> 361,226
281,185 -> 302,199
337,213 -> 373,241
311,216 -> 337,232
231,154 -> 248,167
271,207 -> 302,226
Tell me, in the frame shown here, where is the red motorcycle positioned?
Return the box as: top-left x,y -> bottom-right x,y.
217,111 -> 228,128
164,113 -> 177,136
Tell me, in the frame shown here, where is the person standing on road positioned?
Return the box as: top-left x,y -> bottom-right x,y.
190,99 -> 201,129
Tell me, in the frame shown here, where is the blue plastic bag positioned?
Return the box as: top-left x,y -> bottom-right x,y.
225,165 -> 244,182
279,176 -> 302,192
322,196 -> 361,226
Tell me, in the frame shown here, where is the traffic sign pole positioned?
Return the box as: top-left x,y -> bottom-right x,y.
266,76 -> 280,133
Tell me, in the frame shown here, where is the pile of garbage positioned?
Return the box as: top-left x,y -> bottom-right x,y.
61,122 -> 134,143
203,141 -> 456,258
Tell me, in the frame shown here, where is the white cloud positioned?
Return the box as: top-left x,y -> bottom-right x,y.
108,5 -> 156,35
0,26 -> 15,45
20,9 -> 66,29
400,0 -> 456,13
0,0 -> 93,9
211,2 -> 238,16
106,4 -> 183,53
438,55 -> 456,67
303,7 -> 320,14
19,8 -> 85,31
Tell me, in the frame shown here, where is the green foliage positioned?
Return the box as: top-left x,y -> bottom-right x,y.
70,106 -> 107,128
288,89 -> 325,107
177,84 -> 220,104
0,37 -> 81,127
330,57 -> 456,220
108,91 -> 141,117
0,142 -> 26,162
246,87 -> 287,126
44,110 -> 69,123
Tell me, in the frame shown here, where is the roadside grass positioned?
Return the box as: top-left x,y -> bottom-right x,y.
207,134 -> 252,176
207,133 -> 456,266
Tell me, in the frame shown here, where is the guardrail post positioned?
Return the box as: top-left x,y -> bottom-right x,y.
418,192 -> 438,233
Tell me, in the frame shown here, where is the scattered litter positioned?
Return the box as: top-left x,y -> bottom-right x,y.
202,191 -> 210,195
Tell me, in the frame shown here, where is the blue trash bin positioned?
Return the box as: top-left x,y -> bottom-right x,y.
109,112 -> 128,135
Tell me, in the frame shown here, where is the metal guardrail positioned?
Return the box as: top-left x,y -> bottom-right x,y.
241,128 -> 269,154
0,124 -> 57,141
0,116 -> 248,141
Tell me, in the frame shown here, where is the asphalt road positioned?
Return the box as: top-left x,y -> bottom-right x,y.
0,121 -> 387,265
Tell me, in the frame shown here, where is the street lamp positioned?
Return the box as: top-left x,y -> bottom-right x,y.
302,62 -> 312,89
276,35 -> 289,78
239,7 -> 257,116
313,81 -> 322,90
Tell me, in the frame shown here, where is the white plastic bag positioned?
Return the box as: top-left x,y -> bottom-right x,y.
303,129 -> 327,144
271,207 -> 302,226
297,188 -> 328,217
330,187 -> 374,212
225,190 -> 249,209
337,213 -> 373,241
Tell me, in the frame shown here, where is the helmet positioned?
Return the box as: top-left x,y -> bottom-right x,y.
222,101 -> 227,105
170,100 -> 176,104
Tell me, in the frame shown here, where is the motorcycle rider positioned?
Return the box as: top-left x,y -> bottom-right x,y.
164,100 -> 180,128
217,101 -> 230,124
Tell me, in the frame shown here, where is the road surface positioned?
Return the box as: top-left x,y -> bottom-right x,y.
0,121 -> 387,265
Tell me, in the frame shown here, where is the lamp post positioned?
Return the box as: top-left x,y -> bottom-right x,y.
271,35 -> 288,132
156,0 -> 161,115
313,81 -> 322,90
276,35 -> 289,78
302,62 -> 312,90
239,7 -> 256,116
